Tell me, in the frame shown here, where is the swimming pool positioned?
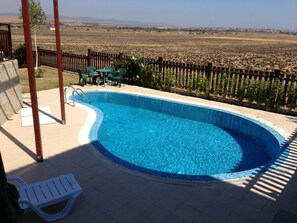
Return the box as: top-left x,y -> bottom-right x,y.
75,91 -> 287,181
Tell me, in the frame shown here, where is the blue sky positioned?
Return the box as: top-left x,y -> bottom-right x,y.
1,0 -> 297,29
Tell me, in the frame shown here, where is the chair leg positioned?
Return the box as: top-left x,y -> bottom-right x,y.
20,196 -> 79,222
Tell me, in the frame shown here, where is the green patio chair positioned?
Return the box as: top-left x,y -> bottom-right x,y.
77,69 -> 88,86
108,68 -> 127,87
86,66 -> 97,84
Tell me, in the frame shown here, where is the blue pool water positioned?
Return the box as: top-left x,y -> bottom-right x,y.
75,92 -> 286,181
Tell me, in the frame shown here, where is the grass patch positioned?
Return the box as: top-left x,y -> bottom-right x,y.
19,66 -> 78,93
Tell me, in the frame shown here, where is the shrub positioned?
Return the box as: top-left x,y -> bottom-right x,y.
263,80 -> 285,109
287,85 -> 297,110
220,73 -> 231,98
236,81 -> 246,103
162,70 -> 174,91
35,67 -> 45,78
255,80 -> 266,105
196,73 -> 210,98
139,63 -> 157,88
13,44 -> 26,67
113,54 -> 144,84
246,80 -> 257,104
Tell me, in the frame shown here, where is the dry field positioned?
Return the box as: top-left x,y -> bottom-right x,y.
11,26 -> 297,73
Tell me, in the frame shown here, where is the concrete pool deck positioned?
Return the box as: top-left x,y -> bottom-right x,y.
1,85 -> 297,223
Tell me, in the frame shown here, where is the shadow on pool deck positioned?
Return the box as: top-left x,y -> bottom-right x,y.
243,128 -> 297,222
0,127 -> 36,160
248,128 -> 297,197
2,86 -> 297,223
3,126 -> 296,223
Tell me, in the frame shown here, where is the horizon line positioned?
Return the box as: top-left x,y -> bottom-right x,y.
1,12 -> 296,32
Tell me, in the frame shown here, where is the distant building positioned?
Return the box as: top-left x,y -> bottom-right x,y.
47,25 -> 55,31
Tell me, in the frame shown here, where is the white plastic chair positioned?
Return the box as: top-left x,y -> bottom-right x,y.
7,174 -> 83,222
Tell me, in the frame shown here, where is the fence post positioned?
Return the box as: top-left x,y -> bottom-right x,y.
206,62 -> 212,80
158,57 -> 163,74
37,46 -> 41,66
274,69 -> 280,78
274,69 -> 285,105
61,50 -> 64,71
273,69 -> 280,87
7,24 -> 12,57
87,48 -> 91,67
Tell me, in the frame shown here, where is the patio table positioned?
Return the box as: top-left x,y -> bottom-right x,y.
91,73 -> 100,85
96,69 -> 112,86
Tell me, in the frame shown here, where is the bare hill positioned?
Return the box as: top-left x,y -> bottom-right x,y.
0,16 -> 20,23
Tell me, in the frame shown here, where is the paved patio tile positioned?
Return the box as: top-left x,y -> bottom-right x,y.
167,186 -> 194,203
140,205 -> 176,223
124,195 -> 157,215
224,184 -> 249,201
189,212 -> 219,223
241,191 -> 270,210
1,86 -> 296,223
212,192 -> 239,210
225,212 -> 254,223
231,202 -> 262,222
203,203 -> 233,220
174,204 -> 204,222
107,205 -> 147,223
154,194 -> 183,212
175,192 -> 213,211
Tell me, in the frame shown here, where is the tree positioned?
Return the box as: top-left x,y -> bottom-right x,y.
19,0 -> 47,70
